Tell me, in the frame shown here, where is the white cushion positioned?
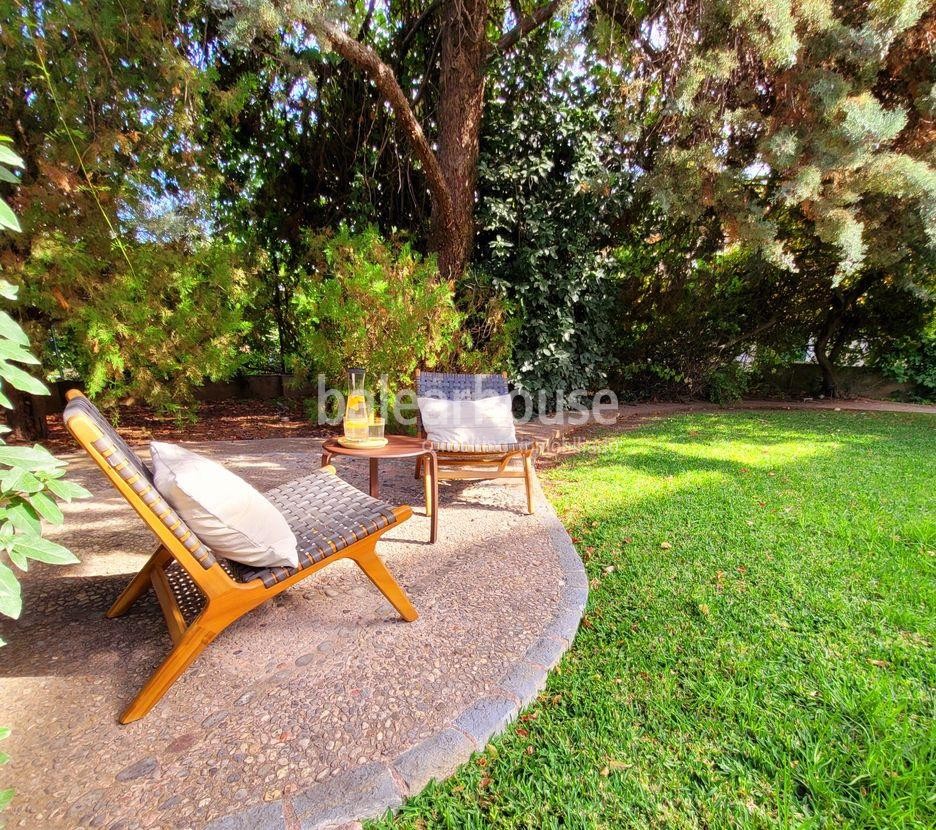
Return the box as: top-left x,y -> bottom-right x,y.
150,442 -> 298,569
417,393 -> 518,446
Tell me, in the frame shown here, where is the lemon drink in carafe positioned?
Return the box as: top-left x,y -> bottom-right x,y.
344,367 -> 369,441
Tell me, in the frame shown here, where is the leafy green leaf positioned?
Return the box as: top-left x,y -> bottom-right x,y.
0,444 -> 63,470
0,199 -> 20,233
0,311 -> 29,346
6,502 -> 39,535
0,361 -> 48,395
45,477 -> 92,501
28,491 -> 64,524
0,751 -> 9,765
0,339 -> 40,365
0,145 -> 24,167
7,549 -> 27,571
0,786 -> 13,811
0,561 -> 22,618
0,727 -> 10,741
0,280 -> 17,301
0,166 -> 19,184
11,535 -> 78,566
0,467 -> 44,494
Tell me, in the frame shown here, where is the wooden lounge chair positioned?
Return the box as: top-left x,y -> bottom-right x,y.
63,390 -> 417,723
414,370 -> 537,515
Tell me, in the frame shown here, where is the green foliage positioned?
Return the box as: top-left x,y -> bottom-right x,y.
1,0 -> 932,413
703,361 -> 751,405
0,138 -> 89,817
476,37 -> 626,398
604,0 -> 936,283
0,139 -> 21,234
204,0 -> 445,374
291,226 -> 461,392
874,328 -> 936,402
21,237 -> 257,409
611,241 -> 815,397
1,0 -> 254,410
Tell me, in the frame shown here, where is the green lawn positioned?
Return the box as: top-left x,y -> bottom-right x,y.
370,411 -> 936,829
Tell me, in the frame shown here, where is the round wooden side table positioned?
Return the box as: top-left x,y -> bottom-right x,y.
321,435 -> 439,543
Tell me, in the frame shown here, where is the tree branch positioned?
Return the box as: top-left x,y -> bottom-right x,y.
400,0 -> 445,52
318,20 -> 454,230
495,0 -> 563,53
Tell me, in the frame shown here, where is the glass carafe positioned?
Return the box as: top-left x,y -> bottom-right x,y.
344,367 -> 369,440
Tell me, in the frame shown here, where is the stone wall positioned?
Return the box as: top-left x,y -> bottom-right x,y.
756,363 -> 910,399
44,374 -> 314,414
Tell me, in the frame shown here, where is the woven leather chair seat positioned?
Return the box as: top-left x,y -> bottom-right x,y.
417,370 -> 508,400
165,470 -> 401,617
430,437 -> 534,454
238,472 -> 399,588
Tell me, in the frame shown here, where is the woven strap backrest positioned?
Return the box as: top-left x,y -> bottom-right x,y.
416,371 -> 508,401
63,395 -> 217,570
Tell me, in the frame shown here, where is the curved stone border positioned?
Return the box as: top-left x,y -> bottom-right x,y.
206,474 -> 586,830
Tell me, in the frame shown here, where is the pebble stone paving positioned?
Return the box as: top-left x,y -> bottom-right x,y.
0,435 -> 584,830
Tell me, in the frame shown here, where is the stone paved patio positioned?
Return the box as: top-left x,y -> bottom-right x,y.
0,435 -> 585,829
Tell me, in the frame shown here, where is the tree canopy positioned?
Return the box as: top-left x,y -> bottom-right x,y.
0,0 -> 933,421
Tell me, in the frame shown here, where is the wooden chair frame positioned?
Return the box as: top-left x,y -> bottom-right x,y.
414,370 -> 537,515
64,390 -> 417,723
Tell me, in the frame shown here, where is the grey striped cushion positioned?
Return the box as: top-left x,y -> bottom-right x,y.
64,398 -> 217,570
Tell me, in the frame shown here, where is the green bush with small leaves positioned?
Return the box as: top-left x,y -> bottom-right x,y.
291,225 -> 461,393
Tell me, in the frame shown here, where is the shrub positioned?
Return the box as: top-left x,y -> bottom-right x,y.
16,235 -> 257,411
874,329 -> 936,402
291,226 -> 461,393
703,362 -> 750,405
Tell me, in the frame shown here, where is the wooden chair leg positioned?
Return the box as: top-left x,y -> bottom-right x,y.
523,452 -> 536,515
350,545 -> 418,622
119,619 -> 217,724
107,546 -> 171,618
423,464 -> 433,517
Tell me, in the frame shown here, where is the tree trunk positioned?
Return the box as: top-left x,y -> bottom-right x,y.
813,274 -> 875,399
5,389 -> 48,441
814,336 -> 838,398
814,304 -> 843,398
318,1 -> 562,283
430,0 -> 489,283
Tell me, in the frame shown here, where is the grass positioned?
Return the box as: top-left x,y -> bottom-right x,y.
369,411 -> 936,829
